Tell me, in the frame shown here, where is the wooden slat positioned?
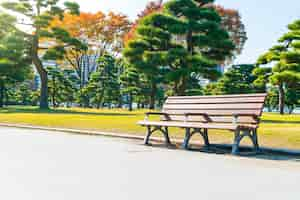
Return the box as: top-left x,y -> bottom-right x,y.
162,109 -> 262,116
138,120 -> 258,130
163,103 -> 263,110
168,93 -> 267,99
161,115 -> 258,124
166,96 -> 266,104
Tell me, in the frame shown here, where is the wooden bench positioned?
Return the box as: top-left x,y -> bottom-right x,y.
138,93 -> 267,155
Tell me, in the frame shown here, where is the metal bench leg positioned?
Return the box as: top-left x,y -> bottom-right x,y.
144,126 -> 172,146
232,129 -> 242,155
182,128 -> 191,149
144,126 -> 152,145
232,129 -> 260,155
200,128 -> 210,148
163,127 -> 171,145
251,129 -> 260,152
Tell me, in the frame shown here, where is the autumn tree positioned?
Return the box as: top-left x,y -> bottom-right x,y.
212,5 -> 247,63
1,0 -> 83,109
51,11 -> 131,88
256,19 -> 300,114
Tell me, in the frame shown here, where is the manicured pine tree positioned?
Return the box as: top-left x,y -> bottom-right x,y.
120,64 -> 140,111
124,0 -> 234,103
1,0 -> 84,109
206,64 -> 265,95
47,67 -> 75,107
256,19 -> 300,114
0,27 -> 32,108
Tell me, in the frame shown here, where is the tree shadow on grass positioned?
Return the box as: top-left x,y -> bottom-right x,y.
0,107 -> 137,117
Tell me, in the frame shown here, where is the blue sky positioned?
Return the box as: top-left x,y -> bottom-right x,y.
75,0 -> 300,64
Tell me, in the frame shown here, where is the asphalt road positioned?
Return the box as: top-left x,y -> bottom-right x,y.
0,127 -> 299,200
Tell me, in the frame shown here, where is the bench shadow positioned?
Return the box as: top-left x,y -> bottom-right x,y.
0,107 -> 136,117
147,142 -> 300,162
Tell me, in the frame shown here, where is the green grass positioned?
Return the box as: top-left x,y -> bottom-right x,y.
0,106 -> 300,150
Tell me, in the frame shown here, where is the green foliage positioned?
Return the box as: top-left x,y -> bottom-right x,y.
1,0 -> 84,109
0,27 -> 32,107
255,19 -> 300,114
47,67 -> 76,107
204,64 -> 263,95
81,54 -> 121,109
120,66 -> 139,111
124,0 -> 234,99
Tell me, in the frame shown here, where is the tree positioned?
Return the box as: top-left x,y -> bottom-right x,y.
0,28 -> 32,108
1,0 -> 82,109
15,82 -> 33,105
212,5 -> 247,63
83,54 -> 121,109
264,87 -> 279,112
206,64 -> 264,95
285,86 -> 300,114
120,63 -> 140,111
51,11 -> 131,88
256,19 -> 300,114
47,67 -> 76,107
123,0 -> 246,64
124,0 -> 234,100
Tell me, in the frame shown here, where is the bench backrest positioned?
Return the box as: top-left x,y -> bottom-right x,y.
162,93 -> 267,125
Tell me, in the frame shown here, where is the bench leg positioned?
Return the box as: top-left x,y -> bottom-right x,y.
144,126 -> 152,145
144,126 -> 171,146
163,127 -> 171,145
200,128 -> 210,148
232,129 -> 260,155
251,129 -> 260,152
182,128 -> 191,149
183,128 -> 210,150
232,129 -> 242,155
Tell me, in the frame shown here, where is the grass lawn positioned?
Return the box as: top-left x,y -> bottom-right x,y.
0,106 -> 300,150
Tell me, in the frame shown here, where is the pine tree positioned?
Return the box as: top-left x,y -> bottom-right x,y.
256,19 -> 300,114
124,0 -> 234,102
1,0 -> 84,109
120,64 -> 140,111
0,27 -> 32,108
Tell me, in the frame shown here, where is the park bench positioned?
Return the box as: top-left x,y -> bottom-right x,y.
138,93 -> 267,155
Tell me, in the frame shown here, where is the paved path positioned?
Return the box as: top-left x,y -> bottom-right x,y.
0,127 -> 299,200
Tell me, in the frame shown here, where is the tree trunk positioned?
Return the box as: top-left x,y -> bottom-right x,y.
0,81 -> 4,108
52,76 -> 57,107
96,99 -> 101,109
149,81 -> 156,110
278,83 -> 285,115
288,106 -> 294,114
177,76 -> 188,96
32,35 -> 49,109
128,93 -> 133,111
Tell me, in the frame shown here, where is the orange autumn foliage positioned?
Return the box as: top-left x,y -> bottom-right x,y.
51,11 -> 131,54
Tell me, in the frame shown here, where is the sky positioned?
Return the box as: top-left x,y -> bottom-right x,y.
73,0 -> 300,65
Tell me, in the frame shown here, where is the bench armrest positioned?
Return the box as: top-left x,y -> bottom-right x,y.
232,114 -> 259,124
144,112 -> 170,121
184,113 -> 212,123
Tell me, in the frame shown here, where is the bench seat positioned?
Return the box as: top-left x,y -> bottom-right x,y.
138,120 -> 258,131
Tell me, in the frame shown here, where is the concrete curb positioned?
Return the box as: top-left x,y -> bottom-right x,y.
0,123 -> 300,156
